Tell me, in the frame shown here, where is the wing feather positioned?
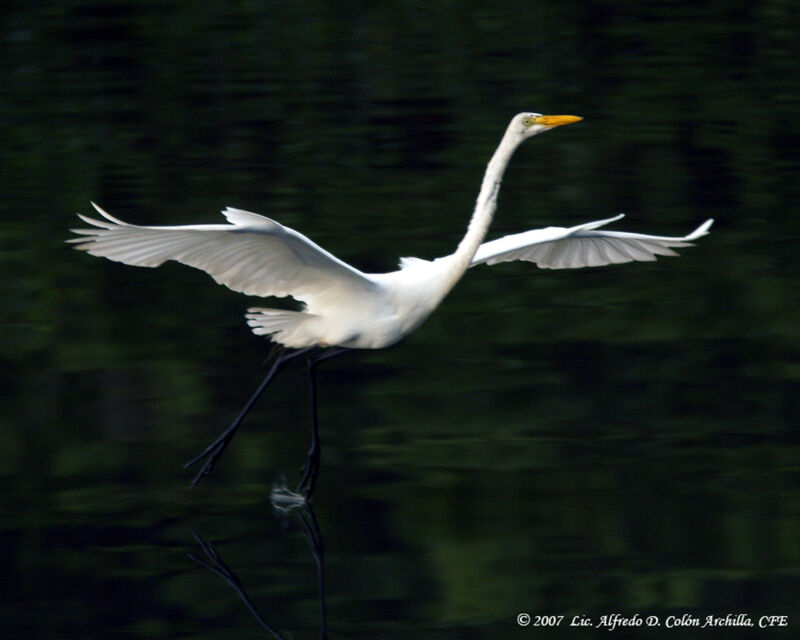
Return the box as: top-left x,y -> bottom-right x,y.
69,203 -> 377,306
471,216 -> 713,269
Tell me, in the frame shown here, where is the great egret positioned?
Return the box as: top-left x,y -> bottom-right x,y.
70,112 -> 713,497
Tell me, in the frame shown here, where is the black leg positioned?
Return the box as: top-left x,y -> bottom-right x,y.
184,346 -> 316,487
296,347 -> 348,498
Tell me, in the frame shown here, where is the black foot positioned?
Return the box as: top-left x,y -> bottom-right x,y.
183,432 -> 234,487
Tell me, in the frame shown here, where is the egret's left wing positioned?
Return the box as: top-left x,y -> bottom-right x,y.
470,215 -> 713,269
68,203 -> 378,310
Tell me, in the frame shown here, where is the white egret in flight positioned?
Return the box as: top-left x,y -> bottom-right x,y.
70,113 -> 713,498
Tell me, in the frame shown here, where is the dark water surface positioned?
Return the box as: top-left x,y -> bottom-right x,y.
2,2 -> 799,638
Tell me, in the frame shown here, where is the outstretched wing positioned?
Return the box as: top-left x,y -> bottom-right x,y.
470,215 -> 713,269
68,203 -> 377,306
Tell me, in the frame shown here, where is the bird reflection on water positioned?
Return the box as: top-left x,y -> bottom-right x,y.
189,497 -> 329,639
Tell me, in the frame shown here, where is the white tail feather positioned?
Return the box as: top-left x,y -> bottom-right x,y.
245,307 -> 314,337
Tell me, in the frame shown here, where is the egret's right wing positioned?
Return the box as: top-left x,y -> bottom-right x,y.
68,203 -> 377,307
471,215 -> 713,269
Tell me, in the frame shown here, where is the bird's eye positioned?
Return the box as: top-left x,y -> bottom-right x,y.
522,117 -> 536,127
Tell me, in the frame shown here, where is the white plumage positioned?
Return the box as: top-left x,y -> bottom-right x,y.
471,214 -> 713,269
70,113 -> 713,350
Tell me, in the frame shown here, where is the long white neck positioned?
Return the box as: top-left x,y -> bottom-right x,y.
440,124 -> 524,289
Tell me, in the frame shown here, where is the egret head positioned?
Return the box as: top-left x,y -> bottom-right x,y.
513,112 -> 583,139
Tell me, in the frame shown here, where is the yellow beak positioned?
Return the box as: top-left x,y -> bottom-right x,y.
534,115 -> 583,127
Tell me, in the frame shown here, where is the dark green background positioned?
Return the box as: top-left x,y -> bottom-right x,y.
2,1 -> 799,638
